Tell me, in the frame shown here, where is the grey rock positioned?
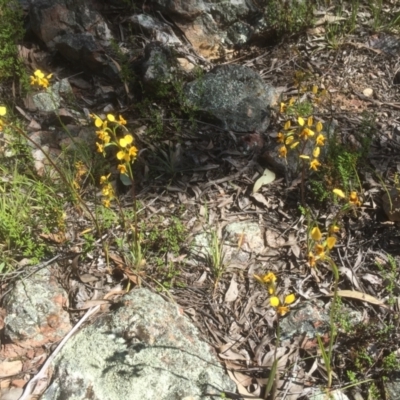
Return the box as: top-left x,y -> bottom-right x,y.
29,0 -> 112,49
3,267 -> 71,345
128,14 -> 181,45
153,0 -> 205,20
370,34 -> 400,56
29,0 -> 116,75
32,92 -> 60,112
280,300 -> 363,342
309,388 -> 350,400
139,42 -> 176,90
227,21 -> 254,46
42,288 -> 235,400
32,78 -> 73,112
149,0 -> 261,55
224,221 -> 264,254
385,371 -> 400,400
184,64 -> 277,133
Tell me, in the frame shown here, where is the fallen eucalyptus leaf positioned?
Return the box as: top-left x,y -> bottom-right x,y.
253,168 -> 275,193
334,290 -> 388,309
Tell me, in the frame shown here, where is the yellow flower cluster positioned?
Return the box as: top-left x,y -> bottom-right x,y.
100,174 -> 115,208
90,113 -> 138,207
277,115 -> 325,171
333,188 -> 362,207
254,272 -> 295,316
30,69 -> 53,88
0,106 -> 6,128
308,225 -> 338,268
73,161 -> 88,190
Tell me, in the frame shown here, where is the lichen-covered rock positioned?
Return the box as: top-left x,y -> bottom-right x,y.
42,288 -> 235,400
184,64 -> 277,133
3,267 -> 71,347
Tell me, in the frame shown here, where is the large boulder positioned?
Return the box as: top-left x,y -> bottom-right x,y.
184,64 -> 277,133
29,0 -> 116,75
146,0 -> 262,59
42,288 -> 235,400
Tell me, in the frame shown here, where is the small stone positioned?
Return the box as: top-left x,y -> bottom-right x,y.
363,88 -> 373,97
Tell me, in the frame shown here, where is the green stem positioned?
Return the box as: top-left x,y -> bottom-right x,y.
327,258 -> 339,388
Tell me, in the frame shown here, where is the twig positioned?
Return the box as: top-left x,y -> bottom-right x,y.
19,305 -> 101,400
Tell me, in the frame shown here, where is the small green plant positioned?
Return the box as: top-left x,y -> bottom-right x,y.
311,111 -> 374,201
207,229 -> 226,291
158,260 -> 186,289
265,0 -> 315,35
145,216 -> 187,256
0,165 -> 65,269
382,352 -> 400,373
82,233 -> 96,255
376,253 -> 398,307
346,370 -> 357,383
0,0 -> 28,87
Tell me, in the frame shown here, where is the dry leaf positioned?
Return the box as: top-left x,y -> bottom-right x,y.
314,15 -> 346,26
253,168 -> 275,193
335,290 -> 388,308
265,230 -> 285,248
80,300 -> 110,309
39,232 -> 66,244
225,277 -> 239,302
251,192 -> 270,207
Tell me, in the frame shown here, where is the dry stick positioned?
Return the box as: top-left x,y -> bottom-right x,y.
19,305 -> 101,400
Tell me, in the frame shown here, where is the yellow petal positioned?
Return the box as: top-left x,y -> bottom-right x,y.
299,155 -> 310,159
311,227 -> 322,241
270,296 -> 280,307
117,150 -> 125,160
298,117 -> 305,126
329,225 -> 340,234
107,114 -> 115,122
0,106 -> 6,116
284,120 -> 291,130
307,116 -> 313,126
264,272 -> 277,283
312,85 -> 318,94
313,147 -> 320,158
310,159 -> 321,171
268,285 -> 276,295
316,121 -> 323,132
94,117 -> 103,128
314,243 -> 325,255
290,141 -> 300,149
326,236 -> 337,250
124,134 -> 133,144
333,189 -> 345,198
285,136 -> 294,145
277,306 -> 289,316
284,294 -> 296,305
289,97 -> 296,106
